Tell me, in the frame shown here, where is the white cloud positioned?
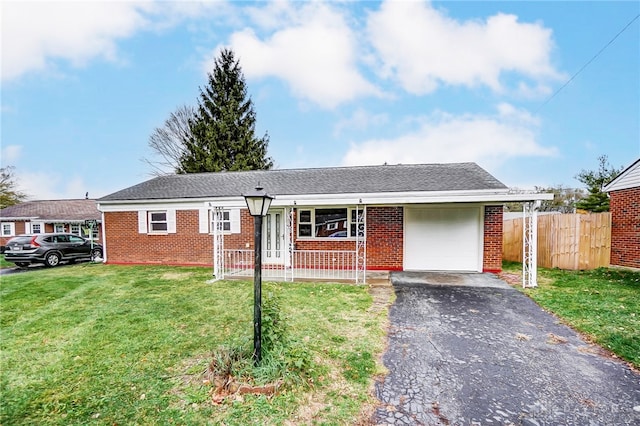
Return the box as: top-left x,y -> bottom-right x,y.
1,1 -> 228,82
333,108 -> 389,137
1,145 -> 22,163
366,0 -> 563,95
243,0 -> 297,31
16,170 -> 90,200
2,1 -> 152,81
341,104 -> 557,169
225,2 -> 379,109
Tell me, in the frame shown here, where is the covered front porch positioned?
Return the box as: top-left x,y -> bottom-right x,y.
210,205 -> 368,283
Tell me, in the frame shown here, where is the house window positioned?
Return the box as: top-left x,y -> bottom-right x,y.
31,223 -> 42,234
297,208 -> 359,238
149,212 -> 168,232
1,223 -> 15,237
298,210 -> 313,237
211,210 -> 231,232
54,224 -> 65,233
71,224 -> 80,235
351,209 -> 365,237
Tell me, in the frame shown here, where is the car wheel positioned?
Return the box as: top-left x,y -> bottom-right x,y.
44,252 -> 61,267
91,248 -> 103,260
15,262 -> 29,268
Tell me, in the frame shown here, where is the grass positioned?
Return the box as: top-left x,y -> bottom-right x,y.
503,261 -> 640,369
0,264 -> 390,425
0,256 -> 14,269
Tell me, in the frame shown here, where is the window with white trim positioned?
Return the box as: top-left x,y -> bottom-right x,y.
297,208 -> 361,238
1,222 -> 15,237
71,224 -> 81,235
211,210 -> 231,232
149,211 -> 168,232
54,224 -> 65,233
199,208 -> 240,234
138,209 -> 176,234
31,223 -> 42,234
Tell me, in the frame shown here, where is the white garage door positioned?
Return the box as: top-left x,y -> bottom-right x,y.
404,206 -> 481,271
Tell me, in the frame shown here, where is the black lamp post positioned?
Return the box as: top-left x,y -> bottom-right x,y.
243,185 -> 274,365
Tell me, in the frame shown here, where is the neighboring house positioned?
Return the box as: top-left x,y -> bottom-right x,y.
0,199 -> 102,246
97,163 -> 552,281
604,158 -> 640,269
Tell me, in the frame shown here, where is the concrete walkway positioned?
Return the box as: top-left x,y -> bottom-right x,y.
373,272 -> 640,425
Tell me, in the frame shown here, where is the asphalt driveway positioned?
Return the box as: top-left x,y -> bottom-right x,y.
373,272 -> 640,425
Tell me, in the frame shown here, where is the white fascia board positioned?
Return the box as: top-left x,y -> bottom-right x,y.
43,219 -> 98,223
98,198 -> 246,212
0,216 -> 39,221
603,158 -> 640,192
270,190 -> 553,206
98,190 -> 553,211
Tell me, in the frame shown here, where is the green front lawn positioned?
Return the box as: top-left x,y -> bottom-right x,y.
503,262 -> 640,369
0,264 -> 390,425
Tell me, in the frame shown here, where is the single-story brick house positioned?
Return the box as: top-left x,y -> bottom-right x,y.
0,199 -> 102,246
97,163 -> 552,282
604,158 -> 640,269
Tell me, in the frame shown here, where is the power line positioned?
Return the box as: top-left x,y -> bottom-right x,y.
535,13 -> 640,113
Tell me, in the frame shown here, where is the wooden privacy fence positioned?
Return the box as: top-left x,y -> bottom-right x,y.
503,213 -> 611,270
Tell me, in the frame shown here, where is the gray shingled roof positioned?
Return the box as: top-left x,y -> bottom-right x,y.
99,163 -> 507,202
0,199 -> 101,221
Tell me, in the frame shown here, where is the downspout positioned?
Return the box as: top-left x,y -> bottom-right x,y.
100,211 -> 107,263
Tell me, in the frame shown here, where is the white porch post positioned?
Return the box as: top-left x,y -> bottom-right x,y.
355,204 -> 367,284
212,205 -> 224,280
522,201 -> 540,288
285,207 -> 294,282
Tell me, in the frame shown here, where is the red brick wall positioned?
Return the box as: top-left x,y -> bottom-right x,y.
483,205 -> 503,272
104,205 -> 498,272
104,211 -> 209,266
609,187 -> 640,268
104,207 -> 405,270
366,206 -> 403,270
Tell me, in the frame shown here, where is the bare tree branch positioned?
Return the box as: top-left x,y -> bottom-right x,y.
142,105 -> 196,176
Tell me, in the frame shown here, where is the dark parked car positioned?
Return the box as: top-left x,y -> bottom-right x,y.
3,233 -> 103,268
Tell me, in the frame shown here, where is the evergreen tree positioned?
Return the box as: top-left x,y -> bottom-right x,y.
179,48 -> 273,173
574,155 -> 622,212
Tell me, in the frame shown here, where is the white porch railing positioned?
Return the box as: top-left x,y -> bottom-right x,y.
222,249 -> 357,282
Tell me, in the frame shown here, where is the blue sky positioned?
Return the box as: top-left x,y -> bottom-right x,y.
2,0 -> 639,200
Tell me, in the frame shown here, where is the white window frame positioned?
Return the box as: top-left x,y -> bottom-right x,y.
31,222 -> 43,234
137,209 -> 176,234
71,224 -> 81,235
54,224 -> 65,233
211,210 -> 232,232
198,208 -> 240,234
296,207 -> 360,239
148,211 -> 168,233
1,222 -> 15,237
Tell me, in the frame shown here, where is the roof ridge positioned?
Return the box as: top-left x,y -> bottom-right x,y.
169,162 -> 480,178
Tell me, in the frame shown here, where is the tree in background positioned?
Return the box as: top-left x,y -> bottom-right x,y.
0,166 -> 27,208
178,48 -> 273,173
504,185 -> 585,213
574,155 -> 622,212
143,105 -> 195,176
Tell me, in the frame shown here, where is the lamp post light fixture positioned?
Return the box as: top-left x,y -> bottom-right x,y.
243,185 -> 274,365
